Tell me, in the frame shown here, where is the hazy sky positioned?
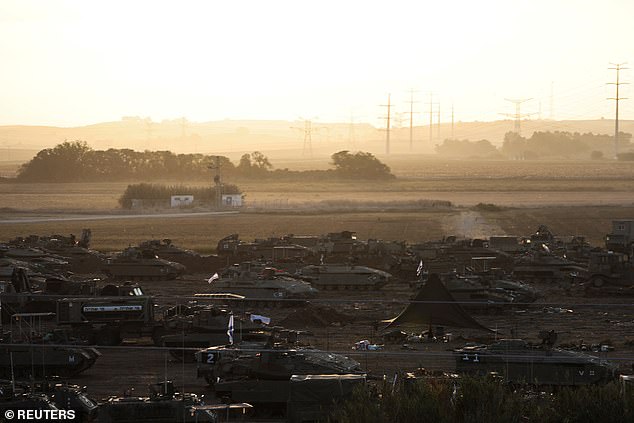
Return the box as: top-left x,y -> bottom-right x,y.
1,0 -> 632,127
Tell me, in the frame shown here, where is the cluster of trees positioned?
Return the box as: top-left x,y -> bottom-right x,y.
436,131 -> 634,160
15,141 -> 394,182
118,183 -> 241,209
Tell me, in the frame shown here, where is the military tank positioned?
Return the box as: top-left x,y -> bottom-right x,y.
411,270 -> 539,311
157,304 -> 267,360
196,340 -> 363,416
138,239 -> 225,274
512,248 -> 585,283
98,381 -> 217,422
205,261 -> 318,306
0,343 -> 100,379
298,263 -> 391,290
454,336 -> 618,385
102,247 -> 186,281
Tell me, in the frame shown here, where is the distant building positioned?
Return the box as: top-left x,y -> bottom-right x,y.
222,194 -> 243,208
170,195 -> 194,208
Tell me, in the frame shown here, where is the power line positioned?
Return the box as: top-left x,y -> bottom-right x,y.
502,98 -> 533,135
607,62 -> 629,159
379,94 -> 392,154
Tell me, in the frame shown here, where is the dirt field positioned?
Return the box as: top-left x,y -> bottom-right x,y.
2,159 -> 634,403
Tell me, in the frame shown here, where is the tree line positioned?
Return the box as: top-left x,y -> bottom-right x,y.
14,141 -> 394,182
436,131 -> 634,160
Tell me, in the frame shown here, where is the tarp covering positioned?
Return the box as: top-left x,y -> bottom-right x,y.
383,274 -> 493,332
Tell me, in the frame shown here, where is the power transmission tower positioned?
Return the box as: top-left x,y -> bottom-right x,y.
502,98 -> 532,135
406,89 -> 419,151
379,94 -> 392,154
208,156 -> 223,209
290,119 -> 319,157
608,63 -> 628,159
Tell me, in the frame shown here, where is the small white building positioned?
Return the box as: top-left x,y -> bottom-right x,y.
170,195 -> 194,208
222,194 -> 243,208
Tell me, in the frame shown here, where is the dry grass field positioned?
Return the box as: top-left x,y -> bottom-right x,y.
0,159 -> 633,251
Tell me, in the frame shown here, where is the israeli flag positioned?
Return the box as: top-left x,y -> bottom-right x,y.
207,272 -> 220,284
416,259 -> 424,277
227,314 -> 234,345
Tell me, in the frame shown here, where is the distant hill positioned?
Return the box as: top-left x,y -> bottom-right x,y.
1,117 -> 632,163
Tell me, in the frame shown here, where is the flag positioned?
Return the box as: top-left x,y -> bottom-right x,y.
250,314 -> 271,325
416,259 -> 424,277
227,314 -> 234,345
207,272 -> 219,284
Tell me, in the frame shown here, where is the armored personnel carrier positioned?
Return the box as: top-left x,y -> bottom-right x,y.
454,336 -> 618,385
205,261 -> 318,306
299,263 -> 391,290
102,247 -> 186,281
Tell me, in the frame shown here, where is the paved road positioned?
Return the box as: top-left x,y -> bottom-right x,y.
0,210 -> 239,224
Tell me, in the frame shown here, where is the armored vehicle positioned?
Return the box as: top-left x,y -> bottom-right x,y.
138,239 -> 225,274
0,343 -> 100,379
206,261 -> 318,306
454,337 -> 618,385
411,270 -> 539,310
299,263 -> 391,290
196,341 -> 363,417
512,249 -> 584,283
102,247 -> 186,281
584,251 -> 634,287
157,304 -> 267,360
98,381 -> 217,422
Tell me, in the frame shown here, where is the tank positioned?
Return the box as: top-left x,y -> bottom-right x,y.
411,270 -> 539,311
299,263 -> 391,290
138,239 -> 225,273
205,261 -> 318,306
196,341 -> 363,417
0,343 -> 100,379
454,336 -> 618,385
102,247 -> 186,281
157,304 -> 267,360
512,248 -> 585,283
98,381 -> 216,423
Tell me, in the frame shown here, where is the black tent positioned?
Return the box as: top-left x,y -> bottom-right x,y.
384,274 -> 492,332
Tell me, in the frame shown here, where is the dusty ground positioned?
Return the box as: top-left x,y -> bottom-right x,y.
60,272 -> 634,401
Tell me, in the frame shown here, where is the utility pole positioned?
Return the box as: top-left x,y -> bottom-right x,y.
379,94 -> 392,154
502,98 -> 532,135
608,63 -> 628,159
406,89 -> 419,151
208,156 -> 223,209
426,93 -> 438,145
436,102 -> 441,140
